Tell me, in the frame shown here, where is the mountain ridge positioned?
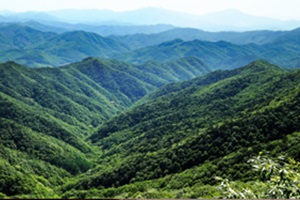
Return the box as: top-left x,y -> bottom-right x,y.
1,8 -> 300,197
59,60 -> 300,198
2,8 -> 300,31
114,36 -> 300,69
0,59 -> 300,198
1,22 -> 300,69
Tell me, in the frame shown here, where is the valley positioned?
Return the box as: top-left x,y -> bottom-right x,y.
0,6 -> 300,199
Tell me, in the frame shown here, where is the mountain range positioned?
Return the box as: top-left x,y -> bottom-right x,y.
1,7 -> 300,199
1,59 -> 299,198
1,23 -> 300,69
1,8 -> 300,31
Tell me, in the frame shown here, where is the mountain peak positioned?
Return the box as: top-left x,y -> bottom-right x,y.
236,60 -> 284,74
158,38 -> 184,47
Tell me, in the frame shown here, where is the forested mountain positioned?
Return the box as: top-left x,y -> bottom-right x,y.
114,37 -> 300,69
114,39 -> 262,69
61,60 -> 300,198
1,23 -> 300,69
0,25 -> 132,67
109,28 -> 287,48
0,56 -> 212,197
33,31 -> 130,65
21,21 -> 67,33
76,24 -> 175,37
0,20 -> 175,35
0,59 -> 300,198
111,26 -> 300,52
0,57 -> 210,133
1,12 -> 300,198
0,23 -> 56,50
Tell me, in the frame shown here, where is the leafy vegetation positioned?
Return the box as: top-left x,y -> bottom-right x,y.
1,35 -> 300,198
61,132 -> 300,198
218,153 -> 300,199
57,60 -> 300,198
0,56 -> 211,197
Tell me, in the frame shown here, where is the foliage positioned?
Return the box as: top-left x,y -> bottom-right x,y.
0,144 -> 69,198
1,58 -> 300,198
0,56 -> 210,197
66,60 -> 300,192
218,153 -> 300,199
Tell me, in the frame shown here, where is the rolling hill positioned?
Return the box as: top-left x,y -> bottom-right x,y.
1,23 -> 300,69
114,39 -> 262,69
61,60 -> 300,198
33,31 -> 130,65
0,56 -> 211,197
0,24 -> 132,67
109,27 -> 288,49
0,59 -> 300,198
0,23 -> 56,50
1,8 -> 300,199
114,36 -> 300,69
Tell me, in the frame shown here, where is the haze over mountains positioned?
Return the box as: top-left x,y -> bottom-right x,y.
1,22 -> 300,69
1,4 -> 300,199
1,7 -> 300,31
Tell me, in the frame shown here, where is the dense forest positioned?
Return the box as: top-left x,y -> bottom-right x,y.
1,58 -> 300,198
1,23 -> 300,69
1,19 -> 300,198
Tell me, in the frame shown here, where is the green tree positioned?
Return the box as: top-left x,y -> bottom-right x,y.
218,153 -> 300,199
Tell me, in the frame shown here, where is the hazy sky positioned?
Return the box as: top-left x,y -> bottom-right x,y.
1,0 -> 300,20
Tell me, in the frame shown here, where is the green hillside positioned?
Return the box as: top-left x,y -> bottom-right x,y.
114,37 -> 300,69
0,62 -> 95,197
61,60 -> 300,198
0,23 -> 56,51
1,23 -> 300,69
115,39 -> 261,69
0,49 -> 63,68
0,24 -> 131,67
0,57 -> 211,197
1,58 -> 300,198
34,31 -> 130,64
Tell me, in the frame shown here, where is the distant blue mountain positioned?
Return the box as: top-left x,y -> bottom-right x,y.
2,8 -> 300,31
